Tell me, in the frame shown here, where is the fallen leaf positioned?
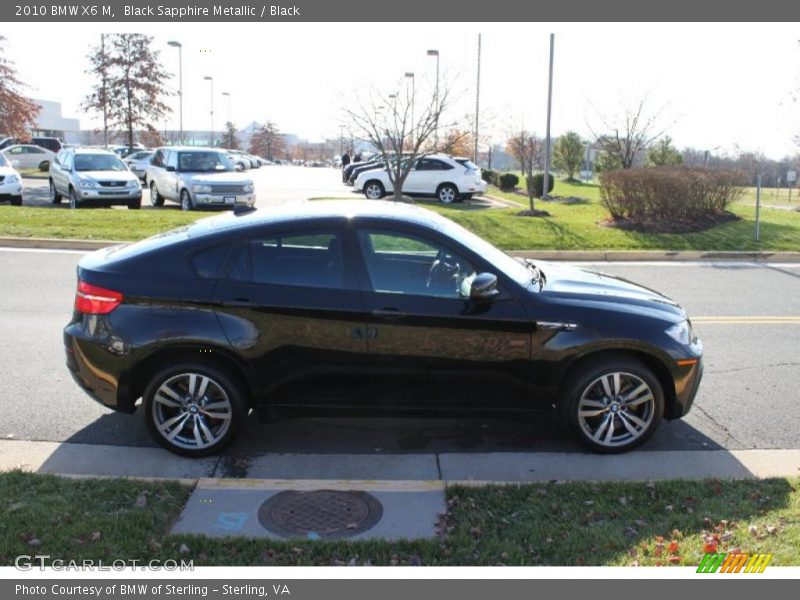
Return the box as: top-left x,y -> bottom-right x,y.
133,493 -> 148,509
7,503 -> 24,513
748,525 -> 758,536
348,557 -> 357,566
668,555 -> 682,564
703,542 -> 718,553
90,531 -> 101,542
179,543 -> 190,554
668,541 -> 679,553
665,505 -> 674,512
619,496 -> 628,506
27,538 -> 41,547
766,525 -> 778,535
292,547 -> 304,555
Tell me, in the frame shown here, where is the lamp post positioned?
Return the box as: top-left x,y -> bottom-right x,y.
204,76 -> 214,147
404,72 -> 415,148
167,41 -> 183,144
542,34 -> 555,200
474,34 -> 481,164
427,49 -> 440,148
221,91 -> 232,147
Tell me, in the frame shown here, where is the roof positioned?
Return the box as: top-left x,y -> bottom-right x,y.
155,145 -> 226,152
199,200 -> 447,235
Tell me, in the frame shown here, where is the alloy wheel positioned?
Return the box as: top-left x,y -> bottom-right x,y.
365,183 -> 383,200
576,371 -> 655,448
151,372 -> 233,451
439,186 -> 456,204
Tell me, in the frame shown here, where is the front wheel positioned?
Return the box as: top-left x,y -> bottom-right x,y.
143,363 -> 247,457
68,187 -> 79,209
560,355 -> 664,453
437,184 -> 458,204
50,180 -> 62,204
149,181 -> 165,207
180,189 -> 194,211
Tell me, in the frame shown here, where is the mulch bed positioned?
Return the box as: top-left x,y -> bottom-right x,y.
600,211 -> 741,233
516,209 -> 552,218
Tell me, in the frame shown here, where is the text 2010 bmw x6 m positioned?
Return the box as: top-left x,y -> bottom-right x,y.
64,201 -> 703,457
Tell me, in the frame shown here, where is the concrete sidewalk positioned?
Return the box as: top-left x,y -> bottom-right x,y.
2,439 -> 799,483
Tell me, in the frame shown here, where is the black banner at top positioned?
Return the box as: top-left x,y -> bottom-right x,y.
2,0 -> 800,22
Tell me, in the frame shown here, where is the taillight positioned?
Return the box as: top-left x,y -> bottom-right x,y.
75,280 -> 123,314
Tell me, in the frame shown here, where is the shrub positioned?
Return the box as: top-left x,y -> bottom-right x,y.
599,167 -> 745,222
498,173 -> 519,190
481,169 -> 497,186
528,173 -> 555,197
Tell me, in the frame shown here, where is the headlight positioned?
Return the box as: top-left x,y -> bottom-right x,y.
666,320 -> 694,345
244,183 -> 254,193
78,177 -> 97,188
191,184 -> 212,193
4,174 -> 19,184
126,179 -> 140,188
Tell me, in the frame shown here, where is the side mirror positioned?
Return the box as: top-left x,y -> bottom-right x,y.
470,272 -> 500,302
165,165 -> 176,172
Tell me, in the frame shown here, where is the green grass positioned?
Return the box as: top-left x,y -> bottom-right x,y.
1,472 -> 797,566
735,186 -> 800,208
2,177 -> 800,251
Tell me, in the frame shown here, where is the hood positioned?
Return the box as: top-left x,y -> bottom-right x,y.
0,166 -> 20,177
536,261 -> 685,320
77,170 -> 138,182
179,172 -> 252,184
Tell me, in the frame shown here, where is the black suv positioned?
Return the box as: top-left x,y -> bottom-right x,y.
64,202 -> 703,457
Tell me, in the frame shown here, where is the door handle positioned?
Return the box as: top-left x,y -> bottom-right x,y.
371,308 -> 407,320
223,298 -> 253,307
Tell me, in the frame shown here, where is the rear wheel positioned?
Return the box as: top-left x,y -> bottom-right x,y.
180,189 -> 194,211
149,181 -> 164,206
143,363 -> 247,457
50,180 -> 62,204
10,196 -> 22,207
437,183 -> 458,204
364,180 -> 385,200
559,355 -> 664,453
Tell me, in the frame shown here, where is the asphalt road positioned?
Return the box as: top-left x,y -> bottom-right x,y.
1,248 -> 798,455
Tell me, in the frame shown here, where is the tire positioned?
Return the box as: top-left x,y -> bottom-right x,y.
180,189 -> 194,211
68,187 -> 79,209
10,196 -> 22,207
50,180 -> 62,204
149,181 -> 164,207
364,180 -> 385,200
127,198 -> 141,210
143,363 -> 247,457
437,183 -> 458,204
38,160 -> 50,171
559,355 -> 664,454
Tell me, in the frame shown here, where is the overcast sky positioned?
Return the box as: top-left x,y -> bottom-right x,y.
4,22 -> 799,157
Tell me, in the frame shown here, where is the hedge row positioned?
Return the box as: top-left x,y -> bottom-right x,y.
599,167 -> 745,222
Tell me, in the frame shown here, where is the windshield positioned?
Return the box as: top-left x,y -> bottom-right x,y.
178,151 -> 234,172
438,218 -> 534,287
74,154 -> 128,172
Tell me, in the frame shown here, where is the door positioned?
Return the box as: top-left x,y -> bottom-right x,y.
354,227 -> 534,410
211,225 -> 369,405
162,150 -> 180,199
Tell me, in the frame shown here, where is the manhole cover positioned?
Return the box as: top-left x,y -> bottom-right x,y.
258,490 -> 383,539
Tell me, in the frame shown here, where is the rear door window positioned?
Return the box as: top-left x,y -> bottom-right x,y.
230,231 -> 344,289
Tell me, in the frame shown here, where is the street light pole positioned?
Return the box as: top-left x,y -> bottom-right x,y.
167,41 -> 183,144
542,33 -> 555,200
474,33 -> 481,164
427,49 -> 440,149
221,92 -> 232,147
204,76 -> 214,147
405,72 -> 415,149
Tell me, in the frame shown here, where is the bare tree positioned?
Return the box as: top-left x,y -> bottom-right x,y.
249,122 -> 285,160
589,97 -> 667,169
0,36 -> 40,138
223,121 -> 240,149
342,78 -> 463,202
84,34 -> 172,149
506,130 -> 543,211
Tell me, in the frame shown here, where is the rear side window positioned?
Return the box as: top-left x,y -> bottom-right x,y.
230,231 -> 343,289
192,243 -> 233,279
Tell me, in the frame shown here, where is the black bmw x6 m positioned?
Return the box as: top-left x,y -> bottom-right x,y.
64,201 -> 703,457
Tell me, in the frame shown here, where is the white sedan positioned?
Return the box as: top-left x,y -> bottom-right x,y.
1,144 -> 56,170
354,154 -> 487,203
0,152 -> 23,205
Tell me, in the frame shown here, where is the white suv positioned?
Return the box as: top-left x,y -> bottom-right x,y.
354,154 -> 486,203
0,152 -> 23,206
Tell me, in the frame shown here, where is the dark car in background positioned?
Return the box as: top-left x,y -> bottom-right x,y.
64,202 -> 703,457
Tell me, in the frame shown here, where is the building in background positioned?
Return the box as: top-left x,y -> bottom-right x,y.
31,99 -> 81,142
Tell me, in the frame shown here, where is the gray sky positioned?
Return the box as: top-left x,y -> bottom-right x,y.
5,22 -> 799,157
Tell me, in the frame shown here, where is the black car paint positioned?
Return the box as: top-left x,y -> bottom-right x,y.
64,203 -> 702,427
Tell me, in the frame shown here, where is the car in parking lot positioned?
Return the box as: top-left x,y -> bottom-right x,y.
0,152 -> 23,206
0,136 -> 63,154
63,201 -> 703,457
124,150 -> 154,181
1,144 -> 56,171
355,154 -> 487,203
49,148 -> 143,209
146,146 -> 255,211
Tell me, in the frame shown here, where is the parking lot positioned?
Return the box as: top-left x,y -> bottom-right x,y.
1,247 -> 798,475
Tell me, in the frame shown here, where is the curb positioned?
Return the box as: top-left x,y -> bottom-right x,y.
3,235 -> 800,262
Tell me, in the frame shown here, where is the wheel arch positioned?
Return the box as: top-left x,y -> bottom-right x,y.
555,348 -> 678,419
123,343 -> 256,411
